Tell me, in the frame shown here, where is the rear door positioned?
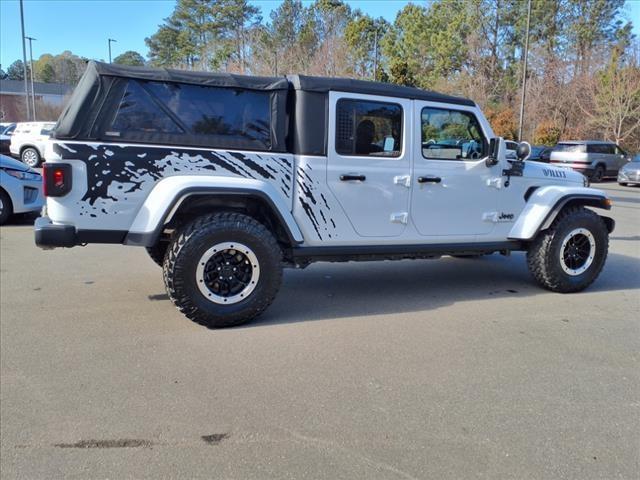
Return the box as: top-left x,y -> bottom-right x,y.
410,102 -> 499,238
326,92 -> 411,237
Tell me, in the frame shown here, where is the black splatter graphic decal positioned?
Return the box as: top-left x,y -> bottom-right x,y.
53,143 -> 293,219
294,163 -> 339,240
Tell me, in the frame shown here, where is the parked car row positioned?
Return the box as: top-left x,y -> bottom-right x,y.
1,122 -> 49,224
548,140 -> 630,182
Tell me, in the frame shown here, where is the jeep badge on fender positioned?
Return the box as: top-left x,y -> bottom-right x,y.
34,62 -> 614,328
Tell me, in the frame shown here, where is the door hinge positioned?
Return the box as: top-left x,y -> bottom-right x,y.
390,212 -> 409,224
393,175 -> 411,188
487,177 -> 502,189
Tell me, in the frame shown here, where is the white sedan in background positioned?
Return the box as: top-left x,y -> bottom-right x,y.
0,154 -> 43,224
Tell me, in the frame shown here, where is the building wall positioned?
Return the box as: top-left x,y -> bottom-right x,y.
0,93 -> 66,122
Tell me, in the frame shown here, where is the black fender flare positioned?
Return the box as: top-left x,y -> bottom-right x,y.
537,194 -> 614,236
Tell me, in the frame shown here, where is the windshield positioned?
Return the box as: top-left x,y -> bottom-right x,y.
554,143 -> 586,153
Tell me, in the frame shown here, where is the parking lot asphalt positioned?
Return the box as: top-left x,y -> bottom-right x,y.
1,181 -> 638,479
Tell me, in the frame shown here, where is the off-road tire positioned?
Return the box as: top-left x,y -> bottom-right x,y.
526,206 -> 608,293
163,212 -> 282,328
590,164 -> 605,183
0,189 -> 13,225
21,147 -> 41,168
146,241 -> 169,267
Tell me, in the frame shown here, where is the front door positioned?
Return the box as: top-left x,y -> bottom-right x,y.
410,102 -> 500,238
327,92 -> 412,237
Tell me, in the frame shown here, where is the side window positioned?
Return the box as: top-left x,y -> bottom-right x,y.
615,146 -> 625,155
111,81 -> 183,134
421,107 -> 486,160
107,80 -> 273,150
604,144 -> 616,155
146,82 -> 271,148
335,99 -> 402,157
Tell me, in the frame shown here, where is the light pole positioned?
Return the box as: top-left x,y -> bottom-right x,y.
19,0 -> 31,120
517,0 -> 532,142
108,38 -> 117,63
25,36 -> 37,120
373,30 -> 378,81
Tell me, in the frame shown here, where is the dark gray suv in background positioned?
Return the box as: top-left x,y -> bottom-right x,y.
549,140 -> 630,182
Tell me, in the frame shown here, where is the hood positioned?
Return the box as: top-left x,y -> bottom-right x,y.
0,154 -> 30,172
523,160 -> 585,185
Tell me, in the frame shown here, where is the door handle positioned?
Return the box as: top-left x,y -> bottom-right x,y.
340,174 -> 366,181
417,176 -> 441,183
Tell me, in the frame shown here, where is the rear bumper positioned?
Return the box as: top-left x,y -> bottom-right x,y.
34,216 -> 127,248
34,216 -> 77,248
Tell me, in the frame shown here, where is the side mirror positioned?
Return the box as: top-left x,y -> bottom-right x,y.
516,141 -> 531,161
486,138 -> 500,166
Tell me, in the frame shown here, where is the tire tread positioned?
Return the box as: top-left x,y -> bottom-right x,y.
163,212 -> 282,328
526,206 -> 608,293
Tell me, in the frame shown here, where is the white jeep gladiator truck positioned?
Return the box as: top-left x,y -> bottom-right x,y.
35,62 -> 614,328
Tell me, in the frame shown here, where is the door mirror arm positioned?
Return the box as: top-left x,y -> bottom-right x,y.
501,141 -> 530,187
485,138 -> 500,167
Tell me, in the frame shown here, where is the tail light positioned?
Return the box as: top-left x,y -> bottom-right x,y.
43,163 -> 72,197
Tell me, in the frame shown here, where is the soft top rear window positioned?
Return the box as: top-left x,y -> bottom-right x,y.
105,79 -> 273,150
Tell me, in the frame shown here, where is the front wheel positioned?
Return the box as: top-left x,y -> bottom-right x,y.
526,206 -> 608,293
0,189 -> 13,225
163,212 -> 283,328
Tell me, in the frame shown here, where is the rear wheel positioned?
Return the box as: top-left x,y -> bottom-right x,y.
163,212 -> 282,328
0,189 -> 13,225
527,206 -> 608,293
590,164 -> 605,183
21,147 -> 41,168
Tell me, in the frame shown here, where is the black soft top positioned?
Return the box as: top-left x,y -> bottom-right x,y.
287,74 -> 475,106
87,61 -> 473,104
54,61 -> 475,154
91,61 -> 289,91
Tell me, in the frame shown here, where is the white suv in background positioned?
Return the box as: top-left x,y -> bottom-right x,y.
9,122 -> 56,167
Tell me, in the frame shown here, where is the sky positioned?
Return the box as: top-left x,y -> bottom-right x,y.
1,0 -> 639,70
